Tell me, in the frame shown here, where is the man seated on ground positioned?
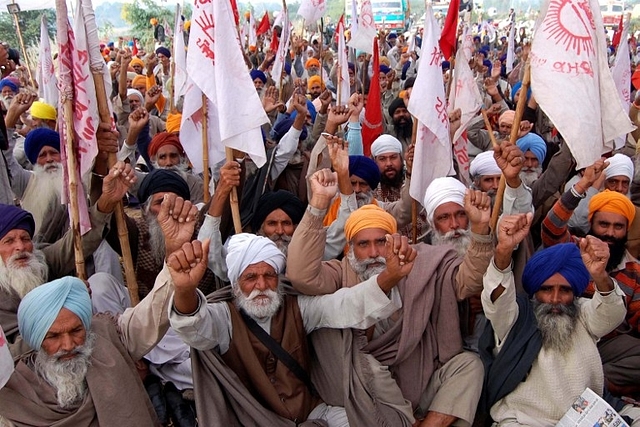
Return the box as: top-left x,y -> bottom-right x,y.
480,213 -> 639,425
0,161 -> 136,357
0,239 -> 181,426
542,158 -> 640,400
170,169 -> 417,426
287,164 -> 495,426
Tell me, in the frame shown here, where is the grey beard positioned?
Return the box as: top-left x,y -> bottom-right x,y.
35,331 -> 96,409
145,209 -> 166,267
233,286 -> 283,320
346,246 -> 386,281
533,299 -> 579,355
0,249 -> 48,298
431,228 -> 472,257
519,166 -> 542,188
152,161 -> 190,183
260,232 -> 291,256
356,190 -> 374,208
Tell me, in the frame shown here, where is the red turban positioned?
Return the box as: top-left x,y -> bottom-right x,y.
148,132 -> 185,159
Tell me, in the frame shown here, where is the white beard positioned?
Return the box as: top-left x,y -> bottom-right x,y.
356,190 -> 374,208
258,230 -> 291,256
533,299 -> 579,355
35,331 -> 95,409
0,249 -> 48,298
234,286 -> 283,320
519,166 -> 542,188
151,159 -> 190,183
431,228 -> 472,257
21,164 -> 63,234
144,208 -> 166,267
346,246 -> 386,281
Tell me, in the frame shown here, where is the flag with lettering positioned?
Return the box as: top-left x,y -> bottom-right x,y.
530,0 -> 635,168
348,0 -> 376,54
407,3 -> 454,203
0,325 -> 13,389
298,0 -> 325,23
180,0 -> 268,173
272,5 -> 291,92
37,15 -> 58,108
461,25 -> 474,61
611,17 -> 630,149
439,0 -> 460,61
337,19 -> 351,105
362,38 -> 383,156
174,5 -> 187,98
450,44 -> 483,185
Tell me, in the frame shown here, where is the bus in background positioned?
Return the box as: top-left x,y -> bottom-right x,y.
600,0 -> 624,28
345,0 -> 409,31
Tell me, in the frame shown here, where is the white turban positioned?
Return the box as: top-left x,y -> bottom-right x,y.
469,151 -> 501,178
226,233 -> 286,287
371,134 -> 403,157
605,153 -> 634,180
423,177 -> 467,223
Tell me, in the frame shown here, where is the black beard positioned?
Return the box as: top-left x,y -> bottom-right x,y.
380,169 -> 404,189
393,121 -> 412,141
588,230 -> 627,272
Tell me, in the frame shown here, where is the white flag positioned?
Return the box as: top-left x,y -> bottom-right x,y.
173,5 -> 187,98
450,45 -> 483,185
347,0 -> 377,54
506,22 -> 516,73
297,0 -> 326,24
248,9 -> 257,48
611,18 -> 631,149
337,20 -> 351,105
181,0 -> 268,172
407,3 -> 455,203
0,325 -> 13,389
461,25 -> 474,62
350,0 -> 358,33
272,7 -> 291,92
530,0 -> 635,169
37,15 -> 58,108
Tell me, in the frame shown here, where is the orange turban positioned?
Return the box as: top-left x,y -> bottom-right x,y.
130,58 -> 144,68
132,75 -> 147,89
344,205 -> 397,242
148,132 -> 185,159
307,75 -> 324,90
166,113 -> 182,133
305,58 -> 320,69
588,190 -> 636,225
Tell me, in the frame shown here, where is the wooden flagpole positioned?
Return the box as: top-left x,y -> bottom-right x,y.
202,93 -> 211,204
10,5 -> 35,88
319,18 -> 324,89
225,147 -> 243,234
489,61 -> 530,233
411,117 -> 418,244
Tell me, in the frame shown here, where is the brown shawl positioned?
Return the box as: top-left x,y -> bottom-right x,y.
190,286 -> 414,427
0,316 -> 160,427
363,243 -> 464,408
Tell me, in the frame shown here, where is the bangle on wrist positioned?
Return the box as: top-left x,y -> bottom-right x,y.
570,184 -> 586,199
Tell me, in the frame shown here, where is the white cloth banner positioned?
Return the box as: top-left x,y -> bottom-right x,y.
347,0 -> 376,54
506,22 -> 516,73
0,325 -> 12,389
173,5 -> 187,98
272,7 -> 291,92
530,0 -> 635,169
297,0 -> 326,24
248,10 -> 257,48
181,0 -> 268,171
407,3 -> 454,203
611,18 -> 631,149
337,20 -> 351,105
37,15 -> 58,108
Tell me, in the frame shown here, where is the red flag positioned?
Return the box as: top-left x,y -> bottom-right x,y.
269,30 -> 279,53
256,12 -> 270,36
335,14 -> 345,44
612,14 -> 623,48
132,38 -> 138,56
362,38 -> 383,156
229,0 -> 240,27
438,0 -> 460,61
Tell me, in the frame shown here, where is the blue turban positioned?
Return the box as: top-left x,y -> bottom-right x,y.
284,62 -> 291,76
250,69 -> 267,83
517,133 -> 547,163
138,168 -> 190,203
18,277 -> 92,351
0,78 -> 18,93
379,64 -> 391,75
483,59 -> 492,73
349,155 -> 380,189
270,114 -> 308,142
24,128 -> 60,165
155,46 -> 171,58
522,243 -> 590,298
0,204 -> 34,240
442,60 -> 451,71
289,99 -> 317,123
511,81 -> 532,103
348,62 -> 355,73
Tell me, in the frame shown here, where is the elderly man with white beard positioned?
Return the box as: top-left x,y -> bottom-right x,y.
0,161 -> 137,358
170,169 -> 418,426
0,233 -> 187,426
479,214 -> 640,426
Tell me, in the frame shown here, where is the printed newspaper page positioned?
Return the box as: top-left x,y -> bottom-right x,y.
556,388 -> 629,427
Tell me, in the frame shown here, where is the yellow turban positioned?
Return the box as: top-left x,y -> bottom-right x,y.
307,75 -> 324,90
30,101 -> 57,121
588,190 -> 636,225
166,113 -> 182,133
130,58 -> 144,68
305,58 -> 320,69
132,75 -> 147,89
344,205 -> 397,242
380,56 -> 391,67
184,20 -> 191,31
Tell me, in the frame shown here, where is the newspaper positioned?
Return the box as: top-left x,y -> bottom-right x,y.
556,388 -> 629,427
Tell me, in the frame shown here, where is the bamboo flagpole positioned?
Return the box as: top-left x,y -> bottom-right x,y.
411,117 -> 418,244
225,147 -> 243,234
10,3 -> 35,88
488,61 -> 530,233
80,0 -> 139,305
201,93 -> 211,204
